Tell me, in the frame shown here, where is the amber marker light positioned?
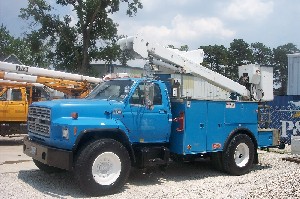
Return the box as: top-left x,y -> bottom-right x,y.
73,127 -> 77,136
71,112 -> 78,120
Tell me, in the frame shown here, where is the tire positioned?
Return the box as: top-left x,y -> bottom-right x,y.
210,152 -> 224,172
223,134 -> 254,176
74,139 -> 131,196
33,159 -> 65,173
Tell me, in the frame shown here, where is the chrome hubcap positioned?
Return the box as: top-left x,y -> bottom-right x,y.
92,152 -> 121,185
234,143 -> 249,167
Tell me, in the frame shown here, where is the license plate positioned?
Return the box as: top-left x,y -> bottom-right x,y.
30,146 -> 37,155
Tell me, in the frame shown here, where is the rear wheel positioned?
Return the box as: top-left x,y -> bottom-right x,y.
74,139 -> 131,196
33,159 -> 64,173
223,134 -> 254,175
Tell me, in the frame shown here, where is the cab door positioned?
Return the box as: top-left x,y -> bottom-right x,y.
0,88 -> 28,122
0,88 -> 9,121
122,82 -> 171,143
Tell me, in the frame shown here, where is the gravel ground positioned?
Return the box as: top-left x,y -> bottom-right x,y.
0,145 -> 299,199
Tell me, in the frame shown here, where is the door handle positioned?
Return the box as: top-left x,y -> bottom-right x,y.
159,109 -> 167,114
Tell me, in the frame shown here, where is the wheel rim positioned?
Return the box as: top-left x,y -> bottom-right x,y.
234,143 -> 249,167
92,152 -> 121,185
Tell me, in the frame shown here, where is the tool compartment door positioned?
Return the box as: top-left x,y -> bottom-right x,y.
170,100 -> 207,154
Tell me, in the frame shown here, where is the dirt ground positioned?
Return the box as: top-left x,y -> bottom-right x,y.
0,135 -> 37,174
0,134 -> 299,199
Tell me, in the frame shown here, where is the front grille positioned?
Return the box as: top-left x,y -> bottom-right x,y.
28,107 -> 51,137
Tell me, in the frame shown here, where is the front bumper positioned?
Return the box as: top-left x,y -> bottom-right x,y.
23,136 -> 73,170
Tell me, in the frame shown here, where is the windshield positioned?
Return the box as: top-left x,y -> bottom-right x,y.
86,79 -> 134,101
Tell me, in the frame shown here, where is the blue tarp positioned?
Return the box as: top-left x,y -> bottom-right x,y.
267,95 -> 300,144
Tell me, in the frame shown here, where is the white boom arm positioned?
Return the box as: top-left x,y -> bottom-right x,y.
0,61 -> 101,84
118,34 -> 249,97
0,79 -> 46,88
0,71 -> 41,83
0,71 -> 70,86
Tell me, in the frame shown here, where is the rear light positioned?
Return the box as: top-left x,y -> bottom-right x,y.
173,111 -> 184,132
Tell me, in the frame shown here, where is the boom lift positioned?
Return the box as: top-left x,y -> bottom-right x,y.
118,34 -> 273,101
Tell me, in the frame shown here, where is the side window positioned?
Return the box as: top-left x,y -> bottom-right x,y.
130,83 -> 162,105
11,89 -> 22,101
32,87 -> 42,102
153,84 -> 162,105
0,88 -> 7,101
130,84 -> 144,104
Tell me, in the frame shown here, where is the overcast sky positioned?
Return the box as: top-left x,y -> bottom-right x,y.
0,0 -> 299,50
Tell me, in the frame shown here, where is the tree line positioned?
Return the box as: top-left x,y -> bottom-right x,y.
0,0 -> 299,95
1,0 -> 142,74
200,41 -> 299,95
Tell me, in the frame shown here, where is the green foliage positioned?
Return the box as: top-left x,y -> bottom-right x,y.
19,0 -> 142,75
251,42 -> 273,65
179,45 -> 189,52
200,45 -> 228,76
0,25 -> 14,58
227,39 -> 253,81
201,40 -> 254,81
167,44 -> 189,52
0,24 -> 49,67
201,39 -> 299,93
3,0 -> 300,94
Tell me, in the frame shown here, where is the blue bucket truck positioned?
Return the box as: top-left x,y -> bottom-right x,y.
23,34 -> 280,196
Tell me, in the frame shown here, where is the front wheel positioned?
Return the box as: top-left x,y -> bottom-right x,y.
74,139 -> 131,196
223,134 -> 255,176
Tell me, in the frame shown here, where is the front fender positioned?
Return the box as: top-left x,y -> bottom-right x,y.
71,119 -> 135,164
49,117 -> 129,150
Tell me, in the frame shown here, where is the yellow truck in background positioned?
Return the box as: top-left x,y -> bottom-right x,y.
0,82 -> 48,136
0,61 -> 101,136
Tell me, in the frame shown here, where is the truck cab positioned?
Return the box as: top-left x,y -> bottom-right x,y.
25,78 -> 171,148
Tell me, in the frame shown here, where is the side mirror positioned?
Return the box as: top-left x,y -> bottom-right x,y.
144,82 -> 154,110
144,97 -> 154,110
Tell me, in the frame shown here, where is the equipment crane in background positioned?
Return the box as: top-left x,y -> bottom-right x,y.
0,61 -> 102,136
0,61 -> 102,98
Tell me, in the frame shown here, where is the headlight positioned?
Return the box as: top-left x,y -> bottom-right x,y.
62,127 -> 69,139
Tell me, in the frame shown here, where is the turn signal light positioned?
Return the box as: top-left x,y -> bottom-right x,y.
71,112 -> 78,120
73,127 -> 77,136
